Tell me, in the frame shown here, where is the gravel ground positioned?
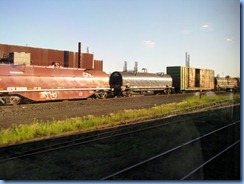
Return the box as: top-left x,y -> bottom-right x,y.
0,94 -> 193,129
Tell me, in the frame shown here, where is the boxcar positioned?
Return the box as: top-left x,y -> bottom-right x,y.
215,76 -> 240,91
166,66 -> 215,93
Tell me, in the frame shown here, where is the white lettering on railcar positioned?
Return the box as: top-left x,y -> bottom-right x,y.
7,87 -> 28,91
33,87 -> 42,90
40,91 -> 58,100
79,92 -> 83,96
10,71 -> 24,74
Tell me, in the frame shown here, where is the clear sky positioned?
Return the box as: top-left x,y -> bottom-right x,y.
0,0 -> 240,77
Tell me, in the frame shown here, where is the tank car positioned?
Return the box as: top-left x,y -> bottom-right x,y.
109,71 -> 174,97
0,64 -> 110,105
215,76 -> 240,92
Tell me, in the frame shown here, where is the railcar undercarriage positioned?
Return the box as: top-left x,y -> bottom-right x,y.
0,95 -> 22,105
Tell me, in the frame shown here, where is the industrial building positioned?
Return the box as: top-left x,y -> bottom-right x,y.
0,42 -> 103,71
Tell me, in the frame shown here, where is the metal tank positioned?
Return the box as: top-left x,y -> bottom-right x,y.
109,71 -> 173,96
0,64 -> 110,105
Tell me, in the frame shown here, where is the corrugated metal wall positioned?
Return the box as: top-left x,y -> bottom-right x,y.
0,43 -> 103,71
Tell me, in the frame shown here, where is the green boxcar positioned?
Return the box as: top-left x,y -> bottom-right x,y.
167,66 -> 214,93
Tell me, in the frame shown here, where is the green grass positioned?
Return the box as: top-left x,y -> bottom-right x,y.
0,94 -> 240,145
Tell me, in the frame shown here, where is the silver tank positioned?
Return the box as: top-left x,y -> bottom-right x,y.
109,71 -> 173,95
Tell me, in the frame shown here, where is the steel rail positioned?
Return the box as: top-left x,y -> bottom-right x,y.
100,120 -> 240,180
0,115 -> 207,163
180,140 -> 240,180
0,92 -> 191,107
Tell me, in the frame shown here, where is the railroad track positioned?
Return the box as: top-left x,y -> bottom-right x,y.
0,100 -> 240,179
0,92 -> 192,107
0,91 -> 228,108
101,120 -> 240,180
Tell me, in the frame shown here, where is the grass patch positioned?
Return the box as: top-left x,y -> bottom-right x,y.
0,94 -> 240,145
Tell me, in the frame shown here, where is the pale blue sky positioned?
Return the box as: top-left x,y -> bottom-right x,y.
0,0 -> 240,77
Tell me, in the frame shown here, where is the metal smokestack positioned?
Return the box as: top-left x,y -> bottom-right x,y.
123,61 -> 127,72
78,42 -> 82,68
87,47 -> 90,53
185,52 -> 190,67
185,52 -> 187,66
133,61 -> 138,75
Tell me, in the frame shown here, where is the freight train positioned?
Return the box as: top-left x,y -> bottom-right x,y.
0,63 -> 240,105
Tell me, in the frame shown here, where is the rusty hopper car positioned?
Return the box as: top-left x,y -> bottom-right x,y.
166,66 -> 215,93
109,71 -> 173,96
215,76 -> 240,91
0,64 -> 110,105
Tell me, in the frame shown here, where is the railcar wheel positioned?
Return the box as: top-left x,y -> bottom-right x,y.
122,90 -> 132,97
127,92 -> 132,97
0,97 -> 6,105
94,91 -> 108,99
10,96 -> 21,105
100,91 -> 107,99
